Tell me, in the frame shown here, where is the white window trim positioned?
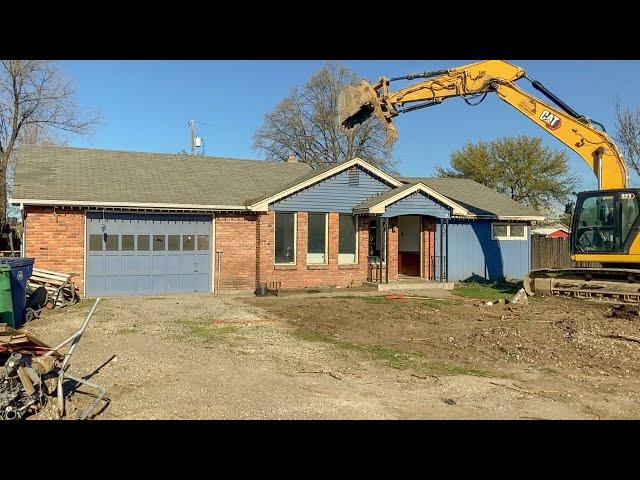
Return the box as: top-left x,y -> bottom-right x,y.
338,215 -> 359,265
307,213 -> 328,265
492,222 -> 528,241
274,212 -> 297,265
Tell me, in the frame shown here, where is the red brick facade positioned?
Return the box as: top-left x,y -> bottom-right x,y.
422,216 -> 437,280
23,205 -> 441,295
214,213 -> 257,290
24,206 -> 86,294
256,211 -> 370,289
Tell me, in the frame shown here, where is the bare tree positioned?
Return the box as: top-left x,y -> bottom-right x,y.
253,63 -> 396,171
0,60 -> 100,220
614,96 -> 640,178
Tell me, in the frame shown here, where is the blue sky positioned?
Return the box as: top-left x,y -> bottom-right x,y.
60,60 -> 640,193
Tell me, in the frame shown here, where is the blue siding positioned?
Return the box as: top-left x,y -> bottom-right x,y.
270,166 -> 393,213
383,192 -> 451,218
442,220 -> 531,282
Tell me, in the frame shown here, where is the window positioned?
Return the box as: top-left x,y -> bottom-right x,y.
492,223 -> 527,240
621,193 -> 640,244
122,235 -> 135,251
89,234 -> 103,251
275,212 -> 296,264
153,235 -> 165,251
137,235 -> 150,251
339,214 -> 357,264
575,195 -> 615,252
105,235 -> 119,251
183,234 -> 195,251
168,235 -> 180,251
197,235 -> 209,251
307,213 -> 327,264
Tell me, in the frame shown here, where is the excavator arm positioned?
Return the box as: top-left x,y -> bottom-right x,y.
338,60 -> 627,189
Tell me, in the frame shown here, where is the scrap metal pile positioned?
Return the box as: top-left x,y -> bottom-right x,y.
0,298 -> 109,420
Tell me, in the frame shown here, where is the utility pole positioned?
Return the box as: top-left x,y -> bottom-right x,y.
189,120 -> 196,155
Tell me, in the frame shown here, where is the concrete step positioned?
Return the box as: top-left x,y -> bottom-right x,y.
363,281 -> 455,291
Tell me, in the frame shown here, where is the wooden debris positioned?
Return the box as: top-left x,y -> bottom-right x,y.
27,267 -> 80,309
601,333 -> 640,344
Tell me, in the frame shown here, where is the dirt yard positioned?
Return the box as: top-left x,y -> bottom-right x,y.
19,290 -> 640,419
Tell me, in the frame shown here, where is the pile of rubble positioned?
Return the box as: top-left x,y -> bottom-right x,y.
0,299 -> 109,420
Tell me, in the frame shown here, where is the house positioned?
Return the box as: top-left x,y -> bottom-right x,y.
532,225 -> 570,239
11,145 -> 544,297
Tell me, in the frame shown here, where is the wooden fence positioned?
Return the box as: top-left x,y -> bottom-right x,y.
531,236 -> 600,270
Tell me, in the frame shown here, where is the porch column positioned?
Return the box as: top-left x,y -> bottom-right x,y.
387,217 -> 399,282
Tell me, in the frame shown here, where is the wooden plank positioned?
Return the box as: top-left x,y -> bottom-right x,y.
33,267 -> 75,278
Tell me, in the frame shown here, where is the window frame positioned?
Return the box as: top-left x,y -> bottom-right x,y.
307,213 -> 328,265
274,212 -> 297,265
338,214 -> 359,264
491,223 -> 528,241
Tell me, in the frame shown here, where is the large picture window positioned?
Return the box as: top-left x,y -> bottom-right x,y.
307,213 -> 327,264
339,214 -> 357,264
275,212 -> 296,264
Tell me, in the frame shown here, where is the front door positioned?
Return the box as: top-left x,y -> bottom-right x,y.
398,215 -> 421,276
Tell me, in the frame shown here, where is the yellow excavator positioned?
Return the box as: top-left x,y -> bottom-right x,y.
338,60 -> 640,303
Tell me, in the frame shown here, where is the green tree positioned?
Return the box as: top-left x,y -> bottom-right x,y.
253,63 -> 396,171
436,135 -> 579,212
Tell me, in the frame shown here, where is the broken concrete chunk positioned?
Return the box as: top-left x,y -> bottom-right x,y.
511,288 -> 529,305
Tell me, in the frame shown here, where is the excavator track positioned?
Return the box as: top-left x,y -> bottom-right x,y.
524,268 -> 640,304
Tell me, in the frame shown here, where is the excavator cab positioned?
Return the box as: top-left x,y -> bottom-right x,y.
571,190 -> 640,255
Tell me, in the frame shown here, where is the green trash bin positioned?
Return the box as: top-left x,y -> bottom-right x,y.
0,264 -> 14,328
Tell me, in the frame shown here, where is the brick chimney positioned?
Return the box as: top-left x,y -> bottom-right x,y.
286,155 -> 298,163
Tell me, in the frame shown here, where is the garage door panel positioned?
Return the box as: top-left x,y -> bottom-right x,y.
182,275 -> 195,292
86,212 -> 212,296
121,276 -> 137,293
151,256 -> 166,275
195,253 -> 211,273
105,276 -> 121,295
182,255 -> 195,271
87,255 -> 104,274
166,255 -> 181,274
152,275 -> 165,292
137,276 -> 151,293
136,255 -> 150,274
195,273 -> 210,292
121,254 -> 136,274
104,256 -> 120,275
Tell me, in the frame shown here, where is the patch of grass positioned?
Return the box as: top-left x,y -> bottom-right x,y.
453,280 -> 521,301
183,320 -> 240,343
333,295 -> 461,307
292,327 -> 489,375
74,298 -> 98,308
117,325 -> 139,335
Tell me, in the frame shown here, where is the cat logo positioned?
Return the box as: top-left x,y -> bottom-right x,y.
540,110 -> 561,130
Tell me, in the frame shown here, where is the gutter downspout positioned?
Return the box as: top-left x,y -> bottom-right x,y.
19,203 -> 25,257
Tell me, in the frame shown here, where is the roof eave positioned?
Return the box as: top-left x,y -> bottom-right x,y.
11,198 -> 250,211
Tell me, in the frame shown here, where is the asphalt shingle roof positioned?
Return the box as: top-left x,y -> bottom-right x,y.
12,145 -> 313,207
399,177 -> 544,218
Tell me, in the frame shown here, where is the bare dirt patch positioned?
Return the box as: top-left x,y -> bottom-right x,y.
245,294 -> 640,418
14,293 -> 640,419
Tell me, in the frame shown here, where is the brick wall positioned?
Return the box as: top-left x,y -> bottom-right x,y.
214,213 -> 257,290
387,217 -> 399,282
24,206 -> 86,294
256,211 -> 370,289
422,216 -> 437,280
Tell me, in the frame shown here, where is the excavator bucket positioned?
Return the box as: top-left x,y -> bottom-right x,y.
338,80 -> 398,146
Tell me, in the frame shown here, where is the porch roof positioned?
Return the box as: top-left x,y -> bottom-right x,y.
353,182 -> 469,217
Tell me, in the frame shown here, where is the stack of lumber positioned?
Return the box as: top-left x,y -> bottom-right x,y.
27,268 -> 79,308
